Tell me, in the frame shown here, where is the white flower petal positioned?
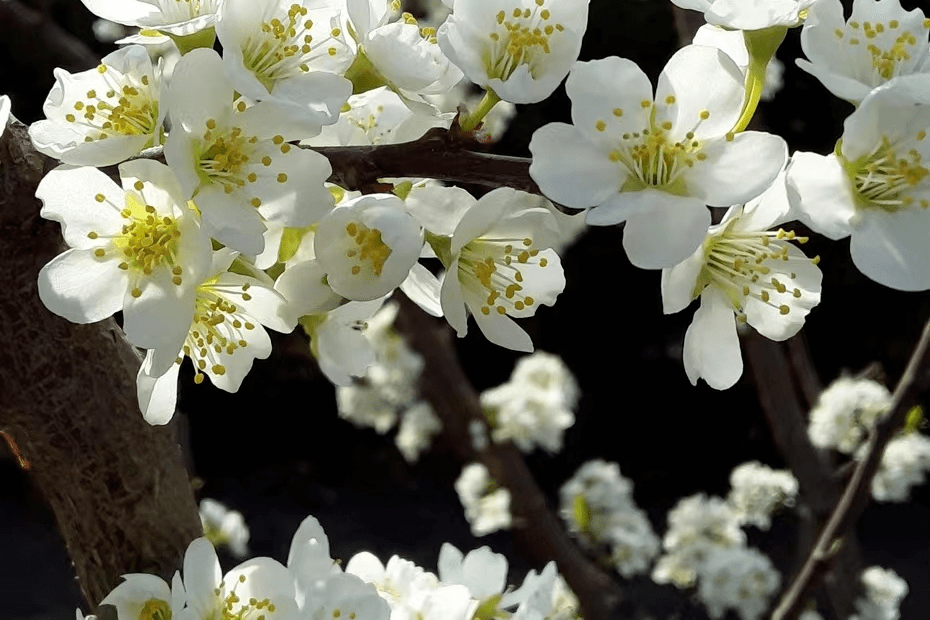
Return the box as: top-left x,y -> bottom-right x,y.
683,288 -> 742,390
622,193 -> 710,269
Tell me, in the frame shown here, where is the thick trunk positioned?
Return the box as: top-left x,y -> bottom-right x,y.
0,118 -> 202,608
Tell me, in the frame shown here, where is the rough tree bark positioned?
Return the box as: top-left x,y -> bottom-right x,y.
0,117 -> 203,609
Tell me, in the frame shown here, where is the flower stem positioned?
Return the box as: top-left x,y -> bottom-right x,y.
459,89 -> 501,134
733,26 -> 787,133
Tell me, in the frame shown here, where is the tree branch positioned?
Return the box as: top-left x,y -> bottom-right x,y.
0,116 -> 202,608
744,334 -> 863,619
770,316 -> 930,620
311,127 -> 548,198
393,294 -> 627,620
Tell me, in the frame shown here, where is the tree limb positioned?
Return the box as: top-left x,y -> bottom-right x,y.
0,116 -> 203,608
769,317 -> 930,620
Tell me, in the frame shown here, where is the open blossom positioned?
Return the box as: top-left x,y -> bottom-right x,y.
79,0 -> 221,36
100,573 -> 185,620
870,432 -> 930,502
165,48 -> 336,256
216,0 -> 353,132
696,547 -> 781,620
530,46 -> 787,269
670,0 -> 816,30
29,46 -> 165,166
314,194 -> 424,301
435,187 -> 565,352
136,249 -> 292,424
37,161 -> 211,356
200,498 -> 250,558
662,177 -> 822,390
798,0 -> 930,103
788,81 -> 930,290
437,0 -> 589,103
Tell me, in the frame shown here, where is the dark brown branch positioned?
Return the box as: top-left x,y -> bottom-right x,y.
770,316 -> 930,620
0,117 -> 202,608
311,127 -> 546,197
744,334 -> 862,619
393,294 -> 626,620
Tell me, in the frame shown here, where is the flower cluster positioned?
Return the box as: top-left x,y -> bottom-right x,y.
481,351 -> 579,453
455,462 -> 512,536
76,513 -> 582,620
558,459 -> 660,578
31,0 -> 574,423
852,566 -> 909,620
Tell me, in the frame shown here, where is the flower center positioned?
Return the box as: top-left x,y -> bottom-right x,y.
848,135 -> 930,212
66,65 -> 158,143
459,236 -> 548,316
606,99 -> 718,193
199,119 -> 264,195
345,221 -> 391,277
138,598 -> 172,620
834,18 -> 930,83
87,186 -> 185,297
208,575 -> 278,620
241,4 -> 344,91
698,224 -> 818,322
487,0 -> 564,80
184,281 -> 257,384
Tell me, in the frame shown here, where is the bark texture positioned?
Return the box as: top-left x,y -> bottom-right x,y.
0,118 -> 202,608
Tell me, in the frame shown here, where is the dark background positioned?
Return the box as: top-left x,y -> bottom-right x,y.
2,0 -> 929,618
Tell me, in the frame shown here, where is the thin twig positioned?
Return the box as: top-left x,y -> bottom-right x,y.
771,316 -> 930,620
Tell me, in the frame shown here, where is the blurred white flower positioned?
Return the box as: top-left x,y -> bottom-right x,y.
726,461 -> 798,530
455,462 -> 512,536
199,498 -> 250,559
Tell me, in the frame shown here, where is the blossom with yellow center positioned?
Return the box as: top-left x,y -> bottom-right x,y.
165,48 -> 335,256
438,0 -> 588,103
99,572 -> 185,620
439,188 -> 565,352
137,249 -> 292,424
798,0 -> 930,103
530,45 -> 788,269
314,194 -> 424,301
216,0 -> 353,134
29,45 -> 164,166
37,160 -> 211,358
663,178 -> 822,390
788,81 -> 930,290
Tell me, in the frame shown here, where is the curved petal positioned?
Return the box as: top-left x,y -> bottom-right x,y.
529,123 -> 623,210
684,132 -> 787,206
567,57 -> 653,143
851,207 -> 930,291
38,250 -> 127,323
137,355 -> 181,426
622,194 -> 710,269
683,287 -> 742,390
661,244 -> 705,315
786,151 -> 856,240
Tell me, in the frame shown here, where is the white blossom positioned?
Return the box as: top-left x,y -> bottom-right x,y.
653,494 -> 745,588
481,351 -> 578,453
695,547 -> 781,620
530,46 -> 787,269
797,0 -> 930,104
79,0 -> 221,36
870,432 -> 930,502
437,0 -> 590,104
559,460 -> 659,578
787,81 -> 930,291
851,566 -> 908,620
455,462 -> 512,536
670,0 -> 816,30
199,498 -> 250,558
29,46 -> 165,166
726,461 -> 798,530
807,376 -> 891,454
